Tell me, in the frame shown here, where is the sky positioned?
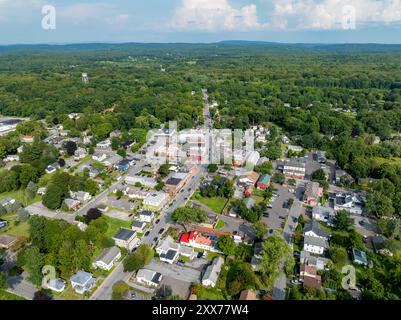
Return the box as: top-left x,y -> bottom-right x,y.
0,0 -> 401,44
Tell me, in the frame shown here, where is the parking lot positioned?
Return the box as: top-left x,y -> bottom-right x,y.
262,184 -> 296,232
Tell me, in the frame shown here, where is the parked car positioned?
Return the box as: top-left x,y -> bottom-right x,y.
176,260 -> 185,266
130,291 -> 137,300
153,237 -> 158,243
197,252 -> 204,259
144,231 -> 150,237
359,220 -> 365,226
155,219 -> 160,224
158,228 -> 165,235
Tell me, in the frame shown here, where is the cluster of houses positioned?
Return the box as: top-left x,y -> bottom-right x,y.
237,170 -> 271,196
63,191 -> 92,211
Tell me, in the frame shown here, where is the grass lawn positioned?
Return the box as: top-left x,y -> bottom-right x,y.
0,290 -> 26,300
192,192 -> 228,214
215,219 -> 225,230
194,285 -> 225,300
0,214 -> 30,238
0,189 -> 41,206
103,216 -> 132,239
57,286 -> 84,300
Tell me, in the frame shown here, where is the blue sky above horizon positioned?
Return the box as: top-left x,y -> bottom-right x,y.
0,0 -> 401,44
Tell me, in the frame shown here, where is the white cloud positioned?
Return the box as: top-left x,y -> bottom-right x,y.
170,0 -> 264,31
267,0 -> 401,30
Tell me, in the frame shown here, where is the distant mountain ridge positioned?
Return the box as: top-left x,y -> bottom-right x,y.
1,41 -> 401,53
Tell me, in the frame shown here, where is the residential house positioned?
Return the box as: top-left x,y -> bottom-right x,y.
125,187 -> 149,200
109,130 -> 121,138
282,158 -> 306,180
71,191 -> 92,203
351,248 -> 368,266
256,174 -> 271,190
0,234 -> 18,249
304,220 -> 330,239
303,220 -> 330,255
239,290 -> 258,300
303,235 -> 329,255
238,171 -> 260,187
113,228 -> 139,251
89,167 -> 100,178
92,246 -> 121,271
104,154 -> 123,168
143,192 -> 169,212
74,148 -> 87,160
132,221 -> 146,232
63,199 -> 81,211
45,162 -> 61,174
92,152 -> 107,162
136,269 -> 163,288
300,263 -> 322,290
70,271 -> 96,294
156,236 -> 180,264
303,181 -> 323,207
46,278 -> 66,293
201,256 -> 225,287
335,169 -> 354,185
330,192 -> 364,215
138,211 -> 155,223
21,134 -> 34,143
125,175 -> 157,189
96,139 -> 111,149
179,230 -> 220,253
4,155 -> 19,162
312,205 -> 335,226
300,250 -> 328,271
0,197 -> 16,209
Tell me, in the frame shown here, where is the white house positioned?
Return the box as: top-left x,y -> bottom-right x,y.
303,235 -> 328,255
125,175 -> 157,189
97,139 -> 111,149
92,246 -> 121,271
4,155 -> 19,162
312,205 -> 335,226
136,269 -> 163,288
45,162 -> 60,174
70,271 -> 95,294
156,236 -> 180,264
46,278 -> 66,293
70,191 -> 92,203
143,192 -> 169,212
92,153 -> 107,162
74,148 -> 87,160
201,256 -> 225,287
132,221 -> 146,232
138,211 -> 155,223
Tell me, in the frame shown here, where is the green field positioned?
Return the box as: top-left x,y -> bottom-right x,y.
0,290 -> 26,300
0,189 -> 41,206
192,192 -> 228,214
0,213 -> 30,238
103,216 -> 132,239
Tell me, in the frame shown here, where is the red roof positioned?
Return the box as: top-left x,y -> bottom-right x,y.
180,231 -> 198,243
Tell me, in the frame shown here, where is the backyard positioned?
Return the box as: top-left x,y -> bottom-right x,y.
192,192 -> 228,214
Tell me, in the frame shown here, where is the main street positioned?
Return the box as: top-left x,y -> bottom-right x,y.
91,90 -> 211,300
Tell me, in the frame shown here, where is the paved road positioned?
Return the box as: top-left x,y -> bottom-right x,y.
7,273 -> 37,300
90,262 -> 129,300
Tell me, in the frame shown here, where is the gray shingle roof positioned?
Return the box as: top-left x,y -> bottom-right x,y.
113,228 -> 135,241
304,235 -> 328,249
304,220 -> 330,238
94,246 -> 120,265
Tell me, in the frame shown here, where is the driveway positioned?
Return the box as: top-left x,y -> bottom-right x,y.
352,214 -> 377,237
7,272 -> 37,300
26,202 -> 76,223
